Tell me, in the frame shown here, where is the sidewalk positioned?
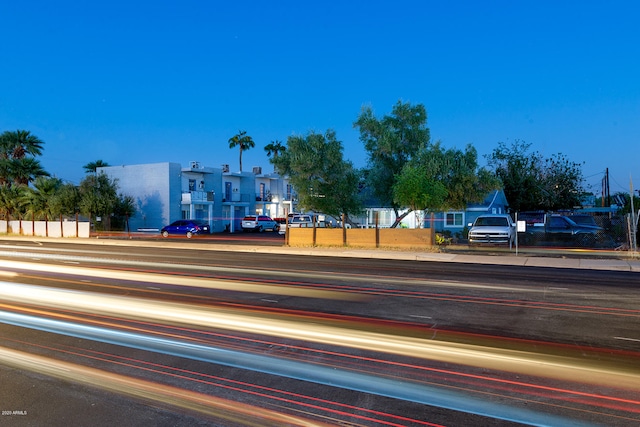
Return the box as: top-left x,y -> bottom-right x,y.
26,235 -> 639,273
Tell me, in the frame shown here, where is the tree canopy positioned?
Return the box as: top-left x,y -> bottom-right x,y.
0,130 -> 49,186
228,130 -> 255,172
486,140 -> 585,211
355,101 -> 499,227
271,130 -> 362,220
264,140 -> 286,173
354,101 -> 430,215
83,159 -> 110,174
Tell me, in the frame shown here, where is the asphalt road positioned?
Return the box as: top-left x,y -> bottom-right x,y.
0,238 -> 638,426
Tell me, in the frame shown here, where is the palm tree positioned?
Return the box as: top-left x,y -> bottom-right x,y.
0,129 -> 44,159
115,194 -> 136,234
0,184 -> 27,220
228,130 -> 255,172
83,160 -> 110,174
10,157 -> 49,186
0,130 -> 47,186
264,140 -> 286,173
22,176 -> 62,236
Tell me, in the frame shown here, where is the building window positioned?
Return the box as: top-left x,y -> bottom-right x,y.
224,182 -> 232,201
445,212 -> 464,227
189,179 -> 196,192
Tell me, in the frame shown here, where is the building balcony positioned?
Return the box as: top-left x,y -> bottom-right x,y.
222,193 -> 251,203
182,191 -> 214,204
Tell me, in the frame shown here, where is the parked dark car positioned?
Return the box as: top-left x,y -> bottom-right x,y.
523,214 -> 602,247
161,220 -> 210,238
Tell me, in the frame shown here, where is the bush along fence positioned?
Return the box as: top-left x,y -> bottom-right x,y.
0,220 -> 91,238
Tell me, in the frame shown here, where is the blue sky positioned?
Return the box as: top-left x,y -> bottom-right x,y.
1,1 -> 638,197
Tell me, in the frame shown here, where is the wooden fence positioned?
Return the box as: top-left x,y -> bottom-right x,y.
286,226 -> 434,249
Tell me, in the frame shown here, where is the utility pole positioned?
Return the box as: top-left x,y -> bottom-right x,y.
601,168 -> 611,207
631,175 -> 637,252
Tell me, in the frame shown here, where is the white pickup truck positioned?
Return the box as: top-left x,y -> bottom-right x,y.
468,214 -> 516,247
278,214 -> 315,235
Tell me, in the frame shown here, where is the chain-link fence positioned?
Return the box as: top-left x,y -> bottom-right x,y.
515,211 -> 637,251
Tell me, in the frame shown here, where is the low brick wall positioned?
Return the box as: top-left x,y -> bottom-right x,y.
287,227 -> 434,249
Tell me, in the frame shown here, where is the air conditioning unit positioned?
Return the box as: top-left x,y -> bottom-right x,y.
252,166 -> 262,174
190,161 -> 200,169
221,164 -> 230,173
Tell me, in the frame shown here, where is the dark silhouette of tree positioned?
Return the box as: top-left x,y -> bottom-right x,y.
264,140 -> 286,172
228,130 -> 255,172
486,140 -> 585,211
0,130 -> 48,186
83,160 -> 110,174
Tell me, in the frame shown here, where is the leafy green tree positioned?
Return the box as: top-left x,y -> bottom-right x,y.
22,176 -> 63,221
0,130 -> 48,186
10,157 -> 49,186
355,102 -> 497,227
78,172 -> 119,231
425,143 -> 500,210
272,130 -> 362,221
486,140 -> 584,211
0,129 -> 44,159
113,194 -> 137,232
49,182 -> 81,218
393,164 -> 447,213
391,142 -> 499,226
21,177 -> 62,236
539,153 -> 585,210
83,160 -> 110,174
354,101 -> 430,221
0,184 -> 28,220
228,130 -> 255,172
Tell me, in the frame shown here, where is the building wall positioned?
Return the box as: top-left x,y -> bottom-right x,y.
99,162 -> 182,231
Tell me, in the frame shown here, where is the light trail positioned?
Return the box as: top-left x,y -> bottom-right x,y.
0,312 -> 588,427
3,256 -> 638,322
0,259 -> 357,301
0,249 -> 548,292
5,301 -> 639,423
3,337 -> 446,427
1,281 -> 639,392
0,345 -> 330,427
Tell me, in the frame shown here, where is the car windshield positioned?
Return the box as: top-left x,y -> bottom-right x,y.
475,217 -> 509,227
291,216 -> 311,223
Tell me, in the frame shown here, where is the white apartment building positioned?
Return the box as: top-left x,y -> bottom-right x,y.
98,162 -> 296,233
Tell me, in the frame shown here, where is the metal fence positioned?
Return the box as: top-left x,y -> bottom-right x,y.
516,212 -> 636,251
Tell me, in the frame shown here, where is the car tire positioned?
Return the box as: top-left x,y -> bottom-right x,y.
257,226 -> 263,233
577,233 -> 595,248
186,231 -> 193,239
273,225 -> 279,232
161,231 -> 169,238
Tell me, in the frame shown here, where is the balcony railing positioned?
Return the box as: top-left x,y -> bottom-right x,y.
182,191 -> 214,203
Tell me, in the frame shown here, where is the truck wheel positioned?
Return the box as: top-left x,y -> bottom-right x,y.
577,234 -> 595,248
